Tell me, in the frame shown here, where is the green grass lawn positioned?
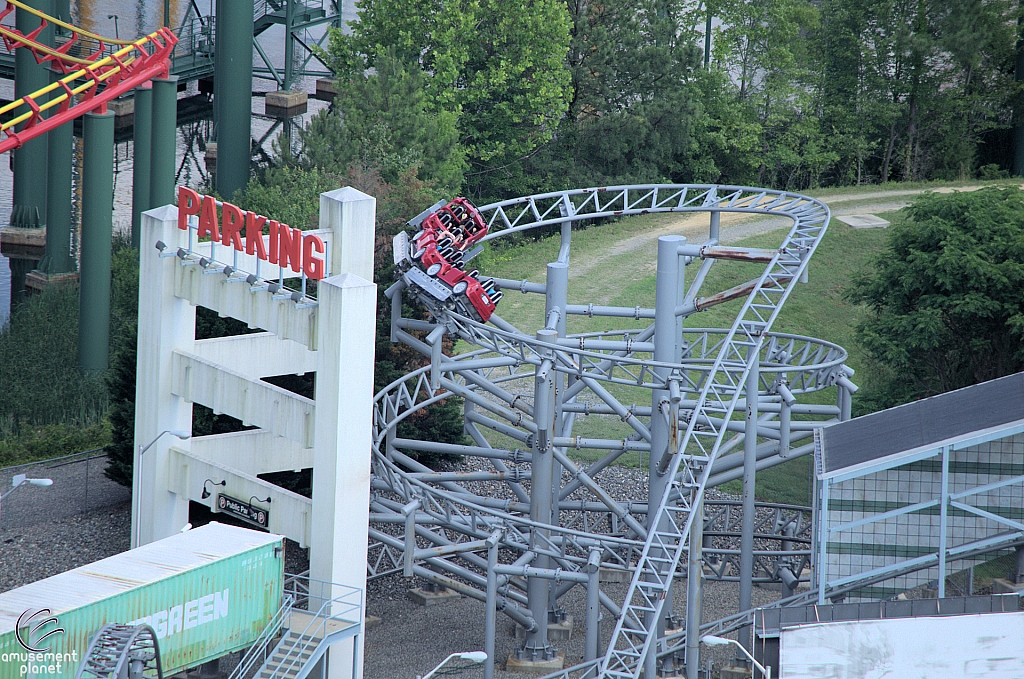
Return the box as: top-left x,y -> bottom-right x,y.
466,209 -> 895,505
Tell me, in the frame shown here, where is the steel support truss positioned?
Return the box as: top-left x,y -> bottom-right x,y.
372,184 -> 859,678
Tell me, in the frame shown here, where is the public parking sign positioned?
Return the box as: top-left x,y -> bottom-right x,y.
216,493 -> 270,529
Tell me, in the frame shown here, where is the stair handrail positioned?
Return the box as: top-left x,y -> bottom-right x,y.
265,576 -> 363,679
228,592 -> 295,679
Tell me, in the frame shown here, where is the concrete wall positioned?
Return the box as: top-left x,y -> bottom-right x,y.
132,188 -> 377,679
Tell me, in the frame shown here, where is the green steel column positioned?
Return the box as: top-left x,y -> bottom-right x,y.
11,0 -> 53,230
132,85 -> 154,249
78,111 -> 115,373
214,0 -> 254,199
150,77 -> 178,209
39,0 -> 72,273
284,0 -> 295,90
39,110 -> 73,273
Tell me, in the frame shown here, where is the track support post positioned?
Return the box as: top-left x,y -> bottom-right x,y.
78,110 -> 115,373
132,85 -> 153,249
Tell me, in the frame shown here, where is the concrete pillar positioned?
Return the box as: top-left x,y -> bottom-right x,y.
132,85 -> 153,249
214,0 -> 254,199
132,205 -> 196,547
309,273 -> 376,679
78,111 -> 115,373
10,0 -> 52,230
309,189 -> 376,679
737,353 -> 760,652
150,77 -> 178,210
319,188 -> 376,282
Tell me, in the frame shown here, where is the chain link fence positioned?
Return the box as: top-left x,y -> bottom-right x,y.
0,449 -> 130,531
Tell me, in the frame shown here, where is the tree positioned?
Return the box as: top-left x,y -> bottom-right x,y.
296,51 -> 465,195
847,188 -> 1024,409
322,0 -> 572,201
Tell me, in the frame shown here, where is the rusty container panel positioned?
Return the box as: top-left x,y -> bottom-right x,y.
0,523 -> 284,678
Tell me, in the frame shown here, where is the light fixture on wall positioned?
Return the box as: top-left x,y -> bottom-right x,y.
201,478 -> 226,499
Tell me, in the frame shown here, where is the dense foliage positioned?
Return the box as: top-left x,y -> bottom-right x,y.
848,188 -> 1024,409
315,0 -> 1019,201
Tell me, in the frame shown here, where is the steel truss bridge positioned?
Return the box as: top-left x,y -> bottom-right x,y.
371,184 -> 854,679
0,0 -> 339,88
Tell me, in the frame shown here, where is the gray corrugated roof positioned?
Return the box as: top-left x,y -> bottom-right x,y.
817,372 -> 1024,476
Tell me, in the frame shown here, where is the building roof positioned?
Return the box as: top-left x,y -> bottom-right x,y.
815,371 -> 1024,480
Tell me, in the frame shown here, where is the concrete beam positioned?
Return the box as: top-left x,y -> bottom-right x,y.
190,429 -> 314,475
193,331 -> 317,379
169,447 -> 312,546
171,350 -> 316,447
174,263 -> 319,350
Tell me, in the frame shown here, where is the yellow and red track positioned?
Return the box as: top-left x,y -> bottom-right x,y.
0,0 -> 177,153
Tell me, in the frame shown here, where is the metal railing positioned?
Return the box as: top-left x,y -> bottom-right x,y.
0,449 -> 129,532
229,593 -> 296,679
228,574 -> 362,679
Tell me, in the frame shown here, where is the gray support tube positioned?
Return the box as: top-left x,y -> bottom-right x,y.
493,565 -> 589,584
685,497 -> 704,679
555,337 -> 656,353
485,534 -> 500,679
737,353 -> 760,652
551,448 -> 647,538
491,277 -> 546,294
648,235 -> 685,677
566,304 -> 657,319
393,437 -> 531,462
466,411 -> 533,444
561,323 -> 657,403
522,339 -> 557,660
440,377 -> 539,434
558,445 -> 631,500
706,443 -> 816,487
547,260 -> 570,621
464,418 -> 532,504
460,369 -> 534,416
579,376 -> 652,441
585,549 -> 602,673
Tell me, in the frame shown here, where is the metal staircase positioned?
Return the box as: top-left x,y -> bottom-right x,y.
254,0 -> 329,37
231,576 -> 363,679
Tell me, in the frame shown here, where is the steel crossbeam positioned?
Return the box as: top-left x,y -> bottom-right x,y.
373,184 -> 862,678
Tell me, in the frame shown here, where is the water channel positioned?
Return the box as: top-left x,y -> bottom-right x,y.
0,0 -> 350,326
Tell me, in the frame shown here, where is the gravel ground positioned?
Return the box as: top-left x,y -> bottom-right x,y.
0,464 -> 777,679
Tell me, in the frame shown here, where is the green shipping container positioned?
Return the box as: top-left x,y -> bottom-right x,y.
0,522 -> 284,679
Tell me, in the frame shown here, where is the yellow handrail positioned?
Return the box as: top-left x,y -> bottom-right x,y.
3,0 -> 134,45
0,31 -> 166,133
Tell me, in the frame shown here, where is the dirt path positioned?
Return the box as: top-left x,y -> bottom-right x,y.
567,183 -> 1006,286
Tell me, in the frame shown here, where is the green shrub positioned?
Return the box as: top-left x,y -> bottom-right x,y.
0,281 -> 108,439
